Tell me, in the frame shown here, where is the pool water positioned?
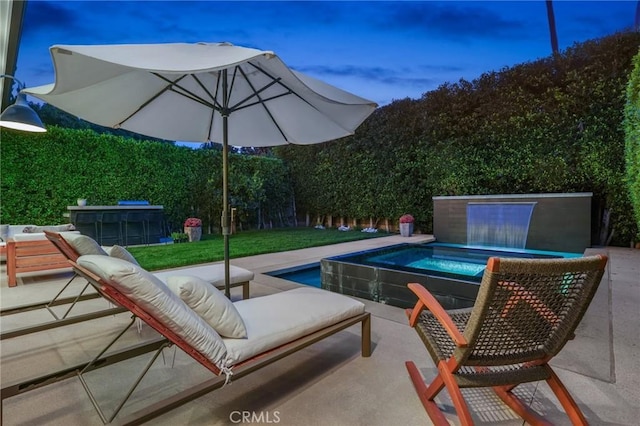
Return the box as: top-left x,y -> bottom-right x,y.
405,258 -> 486,276
357,242 -> 580,282
266,263 -> 321,287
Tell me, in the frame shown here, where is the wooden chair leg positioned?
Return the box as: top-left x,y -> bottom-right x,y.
405,361 -> 450,426
493,385 -> 553,426
545,366 -> 589,426
7,241 -> 17,287
361,313 -> 371,357
437,361 -> 474,426
242,281 -> 250,300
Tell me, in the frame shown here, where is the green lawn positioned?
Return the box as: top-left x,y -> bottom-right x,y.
128,227 -> 387,271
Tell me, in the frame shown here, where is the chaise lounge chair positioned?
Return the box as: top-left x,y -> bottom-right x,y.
404,254 -> 607,425
44,230 -> 255,298
1,231 -> 254,340
36,254 -> 369,424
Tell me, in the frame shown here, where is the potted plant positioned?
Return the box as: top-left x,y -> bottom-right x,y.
183,217 -> 202,242
399,214 -> 414,237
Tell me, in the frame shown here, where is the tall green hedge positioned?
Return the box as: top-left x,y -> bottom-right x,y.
277,31 -> 640,245
2,32 -> 638,246
0,126 -> 292,232
624,49 -> 640,241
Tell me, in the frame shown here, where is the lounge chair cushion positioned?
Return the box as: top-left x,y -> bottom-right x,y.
77,255 -> 228,369
223,287 -> 366,366
62,233 -> 108,256
154,264 -> 254,287
107,245 -> 140,266
166,275 -> 247,338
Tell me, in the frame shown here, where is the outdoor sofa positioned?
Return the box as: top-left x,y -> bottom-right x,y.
1,224 -> 77,287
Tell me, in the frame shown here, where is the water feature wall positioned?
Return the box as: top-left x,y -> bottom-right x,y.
433,193 -> 592,253
466,202 -> 536,249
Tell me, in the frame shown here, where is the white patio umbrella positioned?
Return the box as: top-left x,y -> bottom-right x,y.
24,42 -> 377,296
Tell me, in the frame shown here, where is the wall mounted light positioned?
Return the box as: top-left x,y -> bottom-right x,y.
0,74 -> 46,132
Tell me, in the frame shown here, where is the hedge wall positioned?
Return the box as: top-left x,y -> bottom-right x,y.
276,31 -> 640,246
0,126 -> 292,232
624,49 -> 640,240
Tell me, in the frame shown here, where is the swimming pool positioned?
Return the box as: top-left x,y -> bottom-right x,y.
266,263 -> 321,288
267,242 -> 581,310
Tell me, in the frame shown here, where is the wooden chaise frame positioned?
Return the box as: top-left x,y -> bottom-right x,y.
1,259 -> 371,425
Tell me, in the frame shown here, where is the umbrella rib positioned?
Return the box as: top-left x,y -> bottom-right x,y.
247,63 -> 307,104
228,78 -> 285,111
228,66 -> 286,112
191,74 -> 224,111
228,67 -> 239,112
189,73 -> 223,140
232,92 -> 292,112
116,74 -> 190,127
245,62 -> 358,135
230,65 -> 288,140
152,73 -> 219,111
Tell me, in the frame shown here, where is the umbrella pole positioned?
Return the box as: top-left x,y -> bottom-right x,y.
222,71 -> 231,298
222,126 -> 230,298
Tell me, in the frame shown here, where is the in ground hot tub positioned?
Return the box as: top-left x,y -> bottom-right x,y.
321,242 -> 580,309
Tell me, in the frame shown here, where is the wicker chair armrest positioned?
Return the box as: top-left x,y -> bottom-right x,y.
407,283 -> 468,348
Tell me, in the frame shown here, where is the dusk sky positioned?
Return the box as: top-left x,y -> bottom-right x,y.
14,1 -> 639,107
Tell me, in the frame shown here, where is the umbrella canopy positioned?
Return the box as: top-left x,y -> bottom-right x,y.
24,42 -> 377,295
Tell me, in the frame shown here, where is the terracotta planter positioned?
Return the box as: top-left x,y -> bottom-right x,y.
184,226 -> 202,242
400,223 -> 414,237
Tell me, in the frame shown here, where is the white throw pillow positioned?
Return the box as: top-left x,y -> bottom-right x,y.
108,245 -> 140,266
166,275 -> 247,339
77,255 -> 228,369
61,233 -> 108,256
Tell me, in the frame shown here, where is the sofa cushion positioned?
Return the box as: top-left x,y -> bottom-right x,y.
77,255 -> 228,369
2,225 -> 36,240
166,275 -> 247,338
22,224 -> 76,233
11,233 -> 48,242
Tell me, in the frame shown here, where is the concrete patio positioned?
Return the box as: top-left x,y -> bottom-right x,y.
1,235 -> 638,425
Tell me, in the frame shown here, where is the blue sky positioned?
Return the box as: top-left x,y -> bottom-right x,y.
14,0 -> 638,106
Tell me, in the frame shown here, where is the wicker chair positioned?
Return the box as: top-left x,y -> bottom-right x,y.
405,255 -> 608,426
